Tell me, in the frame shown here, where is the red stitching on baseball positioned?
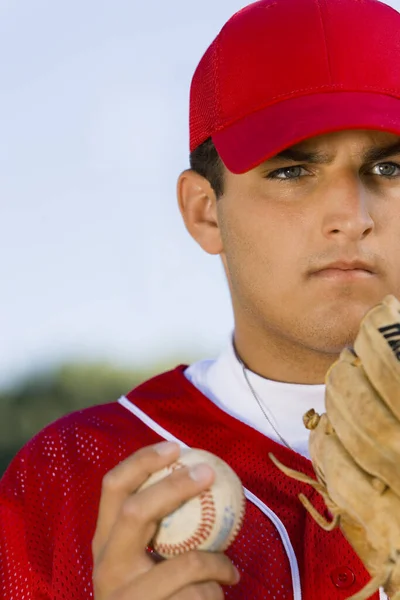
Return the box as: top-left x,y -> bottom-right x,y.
154,461 -> 217,556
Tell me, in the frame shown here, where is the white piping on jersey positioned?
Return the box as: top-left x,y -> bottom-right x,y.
118,395 -> 302,600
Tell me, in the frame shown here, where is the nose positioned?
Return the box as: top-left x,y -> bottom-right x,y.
321,174 -> 374,241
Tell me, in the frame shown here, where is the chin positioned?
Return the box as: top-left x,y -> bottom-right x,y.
316,328 -> 359,355
312,300 -> 380,354
307,295 -> 383,353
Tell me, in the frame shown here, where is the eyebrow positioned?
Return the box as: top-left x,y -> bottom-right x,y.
267,140 -> 400,165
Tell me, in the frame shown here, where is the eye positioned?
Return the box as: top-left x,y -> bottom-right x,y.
371,162 -> 400,177
266,165 -> 308,181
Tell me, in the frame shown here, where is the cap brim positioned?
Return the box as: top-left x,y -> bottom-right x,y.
212,92 -> 400,174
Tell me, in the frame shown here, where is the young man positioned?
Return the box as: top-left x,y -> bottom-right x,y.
2,0 -> 400,598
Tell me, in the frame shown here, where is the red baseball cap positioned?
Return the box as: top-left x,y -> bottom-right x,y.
190,0 -> 400,174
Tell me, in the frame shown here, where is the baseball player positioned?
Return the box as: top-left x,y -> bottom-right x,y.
2,0 -> 400,598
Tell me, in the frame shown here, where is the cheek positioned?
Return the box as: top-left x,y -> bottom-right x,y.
381,229 -> 400,293
221,205 -> 304,301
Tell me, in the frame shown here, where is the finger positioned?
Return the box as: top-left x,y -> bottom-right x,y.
128,552 -> 239,600
93,442 -> 181,556
98,461 -> 215,575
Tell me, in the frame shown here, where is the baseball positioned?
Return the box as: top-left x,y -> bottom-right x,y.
139,448 -> 246,558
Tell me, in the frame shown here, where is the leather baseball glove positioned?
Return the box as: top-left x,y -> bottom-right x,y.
270,294 -> 400,600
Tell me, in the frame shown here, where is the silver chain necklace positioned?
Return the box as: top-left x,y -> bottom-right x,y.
236,352 -> 293,452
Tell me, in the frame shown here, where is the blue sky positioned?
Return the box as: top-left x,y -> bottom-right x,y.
2,0 -> 400,388
1,0 -> 248,388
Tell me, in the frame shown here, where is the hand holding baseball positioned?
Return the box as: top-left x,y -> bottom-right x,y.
92,442 -> 242,600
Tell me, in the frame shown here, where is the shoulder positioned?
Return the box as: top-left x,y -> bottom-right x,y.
16,365 -> 190,457
0,368 -> 183,497
0,402 -> 132,505
11,390 -> 163,471
0,365 -> 201,506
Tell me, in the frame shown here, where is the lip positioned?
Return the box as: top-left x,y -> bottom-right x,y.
311,259 -> 376,274
322,260 -> 373,272
310,259 -> 378,281
311,268 -> 375,281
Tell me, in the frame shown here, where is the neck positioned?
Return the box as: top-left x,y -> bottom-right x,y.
233,324 -> 340,385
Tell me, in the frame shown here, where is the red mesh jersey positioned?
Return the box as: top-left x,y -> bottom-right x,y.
0,366 -> 378,599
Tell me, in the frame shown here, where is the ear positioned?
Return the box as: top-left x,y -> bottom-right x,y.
177,170 -> 223,255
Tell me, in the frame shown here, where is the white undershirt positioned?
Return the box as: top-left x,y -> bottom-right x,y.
185,337 -> 326,459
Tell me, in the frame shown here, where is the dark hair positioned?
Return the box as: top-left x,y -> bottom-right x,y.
189,137 -> 225,198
